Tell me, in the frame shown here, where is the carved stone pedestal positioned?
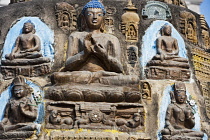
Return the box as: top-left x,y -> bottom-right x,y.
45,84 -> 141,103
0,131 -> 34,139
162,135 -> 203,140
1,63 -> 51,79
145,66 -> 190,81
45,130 -> 151,140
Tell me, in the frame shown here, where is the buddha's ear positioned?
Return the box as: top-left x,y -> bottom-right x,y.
170,91 -> 176,103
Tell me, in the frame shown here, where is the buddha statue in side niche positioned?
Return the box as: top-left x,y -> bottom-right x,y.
147,25 -> 189,69
52,0 -> 139,85
161,82 -> 204,140
2,21 -> 50,66
0,76 -> 38,134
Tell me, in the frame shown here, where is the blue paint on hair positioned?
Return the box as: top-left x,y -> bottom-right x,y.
82,0 -> 106,15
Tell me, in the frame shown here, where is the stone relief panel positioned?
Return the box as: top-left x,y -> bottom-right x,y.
158,82 -> 204,140
127,45 -> 138,67
180,11 -> 198,44
0,75 -> 44,139
45,85 -> 141,103
200,15 -> 210,50
155,0 -> 187,8
141,81 -> 151,100
192,48 -> 210,119
141,21 -> 190,81
45,102 -> 145,132
0,17 -> 54,79
55,2 -> 77,34
121,0 -> 139,42
46,102 -> 75,129
142,1 -> 171,20
104,7 -> 116,34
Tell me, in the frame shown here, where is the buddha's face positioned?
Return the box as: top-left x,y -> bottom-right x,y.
163,26 -> 172,36
13,85 -> 26,98
85,8 -> 104,30
175,91 -> 186,104
23,23 -> 34,33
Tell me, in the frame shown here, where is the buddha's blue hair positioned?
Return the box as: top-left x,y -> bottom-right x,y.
82,0 -> 106,15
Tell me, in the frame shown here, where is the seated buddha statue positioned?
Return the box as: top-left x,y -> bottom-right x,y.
52,0 -> 139,85
161,82 -> 204,139
2,21 -> 50,66
147,25 -> 189,69
0,76 -> 38,133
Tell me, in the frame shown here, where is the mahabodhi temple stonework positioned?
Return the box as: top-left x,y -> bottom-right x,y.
0,0 -> 209,140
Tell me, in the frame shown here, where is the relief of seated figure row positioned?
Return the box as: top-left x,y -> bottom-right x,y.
1,0 -> 191,82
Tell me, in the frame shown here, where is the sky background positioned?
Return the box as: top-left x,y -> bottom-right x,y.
201,0 -> 210,26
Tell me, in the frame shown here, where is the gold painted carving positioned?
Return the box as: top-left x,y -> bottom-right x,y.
121,0 -> 140,42
192,48 -> 210,119
180,11 -> 198,44
55,2 -> 77,33
200,15 -> 210,50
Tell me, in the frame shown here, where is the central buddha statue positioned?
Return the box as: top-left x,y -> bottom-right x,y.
52,0 -> 138,85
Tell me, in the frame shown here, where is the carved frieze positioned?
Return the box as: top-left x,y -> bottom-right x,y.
200,15 -> 210,50
55,2 -> 77,33
192,47 -> 210,119
45,85 -> 141,103
142,1 -> 171,20
141,82 -> 151,100
155,0 -> 187,8
121,0 -> 139,42
46,103 -> 75,129
1,63 -> 51,80
45,102 -> 145,132
104,7 -> 116,34
180,11 -> 198,44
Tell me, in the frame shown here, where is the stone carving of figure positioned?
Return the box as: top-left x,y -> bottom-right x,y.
5,21 -> 42,60
0,75 -> 38,133
161,82 -> 204,139
52,0 -> 139,85
64,2 -> 123,73
147,25 -> 189,69
1,20 -> 51,78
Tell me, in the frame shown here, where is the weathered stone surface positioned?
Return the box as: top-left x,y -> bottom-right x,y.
0,0 -> 209,139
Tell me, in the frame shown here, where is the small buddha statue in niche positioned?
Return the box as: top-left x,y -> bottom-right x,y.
53,0 -> 138,85
2,21 -> 50,66
0,75 -> 38,133
147,25 -> 189,69
161,82 -> 204,139
5,21 -> 42,60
